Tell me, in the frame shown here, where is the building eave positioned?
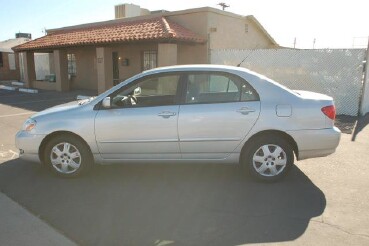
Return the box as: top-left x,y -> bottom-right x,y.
13,17 -> 206,52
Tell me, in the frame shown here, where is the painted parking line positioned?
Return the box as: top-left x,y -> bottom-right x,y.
0,112 -> 34,118
0,150 -> 19,160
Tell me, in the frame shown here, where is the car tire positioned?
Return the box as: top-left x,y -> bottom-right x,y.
43,135 -> 93,178
242,135 -> 294,182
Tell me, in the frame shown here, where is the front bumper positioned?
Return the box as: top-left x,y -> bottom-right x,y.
15,131 -> 46,163
287,126 -> 341,160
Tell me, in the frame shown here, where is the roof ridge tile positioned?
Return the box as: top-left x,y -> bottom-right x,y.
161,17 -> 174,38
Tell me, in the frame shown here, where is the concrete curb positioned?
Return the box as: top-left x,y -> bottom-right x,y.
0,85 -> 17,91
0,192 -> 77,246
0,85 -> 38,93
11,82 -> 25,86
19,88 -> 38,93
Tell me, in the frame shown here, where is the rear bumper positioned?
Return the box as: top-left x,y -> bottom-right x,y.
15,131 -> 45,163
287,127 -> 341,160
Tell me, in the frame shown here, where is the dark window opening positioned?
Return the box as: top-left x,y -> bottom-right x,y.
67,54 -> 76,76
0,52 -> 3,67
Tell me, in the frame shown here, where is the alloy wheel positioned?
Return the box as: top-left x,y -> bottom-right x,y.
252,144 -> 287,177
50,142 -> 82,174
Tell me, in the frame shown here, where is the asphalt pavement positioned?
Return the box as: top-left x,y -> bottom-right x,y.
0,89 -> 368,246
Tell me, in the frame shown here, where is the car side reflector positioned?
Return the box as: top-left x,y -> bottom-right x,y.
321,105 -> 336,120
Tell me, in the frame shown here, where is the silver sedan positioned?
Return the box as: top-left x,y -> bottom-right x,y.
15,65 -> 341,181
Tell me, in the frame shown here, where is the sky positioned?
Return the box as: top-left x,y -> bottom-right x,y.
0,0 -> 368,49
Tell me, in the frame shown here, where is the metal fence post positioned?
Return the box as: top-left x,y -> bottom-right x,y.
359,37 -> 369,116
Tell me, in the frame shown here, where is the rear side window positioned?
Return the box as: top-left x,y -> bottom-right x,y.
185,72 -> 259,104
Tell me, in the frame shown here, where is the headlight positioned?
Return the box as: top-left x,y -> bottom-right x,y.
22,118 -> 37,131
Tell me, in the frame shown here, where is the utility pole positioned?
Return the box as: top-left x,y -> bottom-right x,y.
313,38 -> 316,49
218,2 -> 230,11
293,37 -> 296,49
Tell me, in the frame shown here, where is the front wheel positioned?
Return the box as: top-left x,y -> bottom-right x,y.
44,135 -> 93,178
242,135 -> 294,182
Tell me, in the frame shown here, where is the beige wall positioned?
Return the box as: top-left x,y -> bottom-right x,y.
0,52 -> 20,81
111,43 -> 157,81
167,12 -> 209,63
53,49 -> 69,91
66,47 -> 98,90
207,12 -> 274,50
39,47 -> 98,91
96,47 -> 113,94
22,51 -> 36,88
168,9 -> 275,49
61,42 -> 206,93
178,44 -> 208,64
167,9 -> 275,64
158,43 -> 177,67
167,12 -> 209,37
32,80 -> 57,90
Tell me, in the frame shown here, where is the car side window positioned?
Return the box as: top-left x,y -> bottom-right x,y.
185,73 -> 259,104
111,74 -> 180,108
241,81 -> 259,102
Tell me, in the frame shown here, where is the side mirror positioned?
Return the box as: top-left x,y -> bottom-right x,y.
102,97 -> 111,108
133,87 -> 141,96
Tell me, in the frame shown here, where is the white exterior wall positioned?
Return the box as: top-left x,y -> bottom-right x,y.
212,48 -> 367,116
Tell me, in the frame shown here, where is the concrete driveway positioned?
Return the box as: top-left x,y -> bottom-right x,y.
0,90 -> 368,245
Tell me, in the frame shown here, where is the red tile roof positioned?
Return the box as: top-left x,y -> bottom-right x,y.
13,17 -> 205,52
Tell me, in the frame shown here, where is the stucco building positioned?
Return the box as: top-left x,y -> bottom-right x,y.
13,4 -> 278,94
0,34 -> 31,81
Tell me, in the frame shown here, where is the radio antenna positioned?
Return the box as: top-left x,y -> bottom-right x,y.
236,45 -> 259,67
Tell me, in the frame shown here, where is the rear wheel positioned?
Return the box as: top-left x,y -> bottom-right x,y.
242,135 -> 294,182
44,135 -> 93,178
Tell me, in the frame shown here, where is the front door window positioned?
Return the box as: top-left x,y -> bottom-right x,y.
111,74 -> 180,108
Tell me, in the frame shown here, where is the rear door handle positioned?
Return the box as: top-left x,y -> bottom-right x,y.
237,107 -> 255,115
158,111 -> 177,118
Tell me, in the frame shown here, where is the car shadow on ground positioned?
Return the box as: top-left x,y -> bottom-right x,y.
0,159 -> 325,246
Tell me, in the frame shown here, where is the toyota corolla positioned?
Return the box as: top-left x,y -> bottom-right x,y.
16,65 -> 341,181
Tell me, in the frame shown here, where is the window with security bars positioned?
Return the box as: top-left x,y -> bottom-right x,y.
67,54 -> 76,76
142,51 -> 157,71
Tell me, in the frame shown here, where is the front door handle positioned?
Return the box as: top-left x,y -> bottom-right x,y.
237,107 -> 255,115
158,111 -> 177,118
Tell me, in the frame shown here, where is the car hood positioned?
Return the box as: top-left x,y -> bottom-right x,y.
31,101 -> 81,119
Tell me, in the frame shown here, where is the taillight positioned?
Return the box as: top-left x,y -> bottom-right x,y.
321,105 -> 336,120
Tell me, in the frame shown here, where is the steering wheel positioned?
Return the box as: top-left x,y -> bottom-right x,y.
129,95 -> 137,104
120,95 -> 137,106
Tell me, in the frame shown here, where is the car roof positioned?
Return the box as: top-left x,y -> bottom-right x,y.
145,64 -> 249,73
144,64 -> 297,98
142,64 -> 270,83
